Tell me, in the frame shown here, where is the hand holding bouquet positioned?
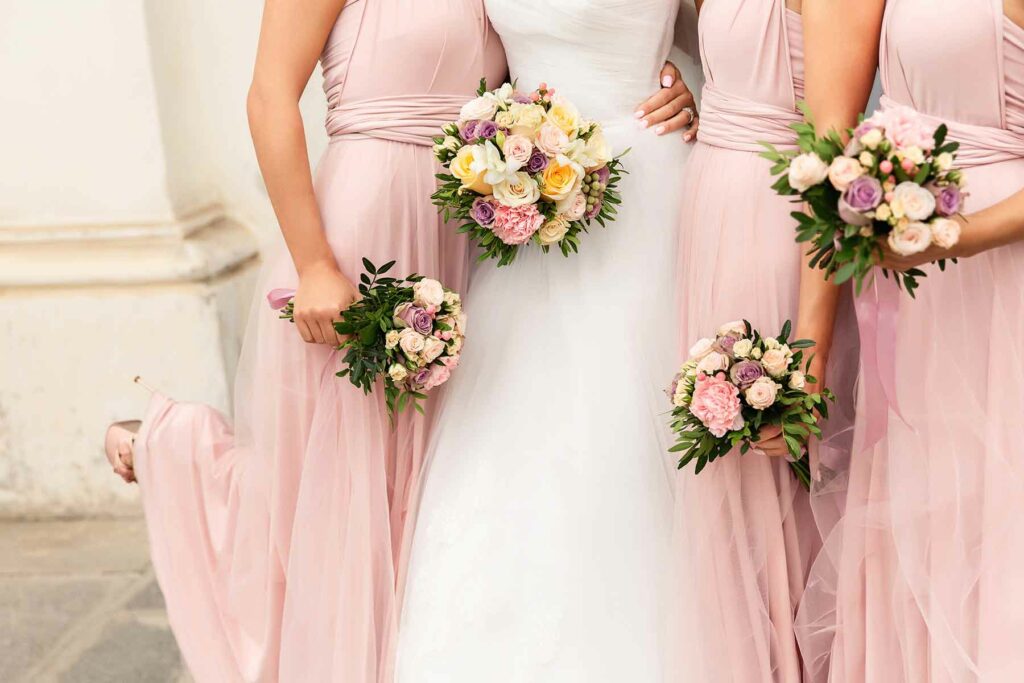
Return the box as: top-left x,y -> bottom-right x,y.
270,259 -> 465,418
433,80 -> 626,266
762,104 -> 966,296
668,320 -> 834,490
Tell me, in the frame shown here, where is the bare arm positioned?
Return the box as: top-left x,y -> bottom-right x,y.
797,1 -> 885,361
248,0 -> 356,345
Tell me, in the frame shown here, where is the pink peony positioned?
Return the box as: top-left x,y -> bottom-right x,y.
689,372 -> 745,438
874,106 -> 937,151
492,203 -> 543,245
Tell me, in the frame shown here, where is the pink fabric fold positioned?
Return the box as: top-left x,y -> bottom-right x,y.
326,95 -> 469,146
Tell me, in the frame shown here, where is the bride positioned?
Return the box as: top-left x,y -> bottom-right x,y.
397,2 -> 702,680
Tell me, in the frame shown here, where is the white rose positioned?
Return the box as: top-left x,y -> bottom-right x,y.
859,151 -> 876,168
930,218 -> 961,250
398,329 -> 426,357
751,347 -> 763,360
537,215 -> 571,246
535,122 -> 571,156
891,182 -> 937,221
788,153 -> 830,192
901,146 -> 925,165
492,83 -> 515,105
936,152 -> 954,172
494,110 -> 516,130
732,338 -> 754,359
745,377 -> 780,410
761,348 -> 790,378
875,203 -> 893,221
385,330 -> 401,350
502,134 -> 534,172
828,156 -> 866,192
459,95 -> 499,122
717,320 -> 747,337
860,128 -> 884,150
492,171 -> 541,207
696,351 -> 730,376
508,103 -> 545,137
388,364 -> 409,383
689,337 -> 715,360
413,278 -> 445,308
421,336 -> 446,363
887,222 -> 933,256
557,191 -> 587,221
789,371 -> 806,391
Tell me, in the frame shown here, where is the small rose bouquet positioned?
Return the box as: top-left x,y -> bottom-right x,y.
761,104 -> 966,296
668,320 -> 834,489
433,79 -> 627,266
270,259 -> 465,418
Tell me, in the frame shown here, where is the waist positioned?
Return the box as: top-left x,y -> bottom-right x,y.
696,83 -> 801,152
880,95 -> 1024,168
326,94 -> 466,147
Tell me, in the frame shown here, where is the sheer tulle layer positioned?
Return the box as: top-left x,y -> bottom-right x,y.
798,157 -> 1024,683
666,142 -> 858,683
133,138 -> 466,683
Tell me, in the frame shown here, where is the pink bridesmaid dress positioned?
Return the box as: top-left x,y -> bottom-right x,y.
130,2 -> 505,681
667,2 -> 856,681
797,1 -> 1024,682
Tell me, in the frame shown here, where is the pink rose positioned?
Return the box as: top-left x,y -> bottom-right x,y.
502,134 -> 534,172
421,363 -> 452,391
744,377 -> 779,410
535,122 -> 570,156
690,372 -> 745,438
492,203 -> 543,245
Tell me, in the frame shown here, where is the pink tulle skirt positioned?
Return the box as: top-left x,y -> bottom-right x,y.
133,137 -> 467,683
666,142 -> 858,683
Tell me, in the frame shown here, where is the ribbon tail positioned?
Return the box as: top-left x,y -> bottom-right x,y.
266,288 -> 297,311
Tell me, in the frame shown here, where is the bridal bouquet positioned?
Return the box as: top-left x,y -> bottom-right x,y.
433,80 -> 626,266
668,320 -> 834,489
269,259 -> 465,418
761,105 -> 966,296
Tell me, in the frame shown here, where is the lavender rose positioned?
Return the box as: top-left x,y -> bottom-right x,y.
525,149 -> 549,174
512,93 -> 533,105
409,366 -> 432,388
396,304 -> 434,335
714,335 -> 738,356
839,175 -> 883,226
476,120 -> 499,140
459,120 -> 481,142
729,360 -> 765,389
932,184 -> 962,217
471,198 -> 496,226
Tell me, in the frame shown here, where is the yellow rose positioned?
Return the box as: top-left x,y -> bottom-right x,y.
450,145 -> 492,194
509,103 -> 545,138
545,96 -> 581,138
537,215 -> 570,246
540,155 -> 584,201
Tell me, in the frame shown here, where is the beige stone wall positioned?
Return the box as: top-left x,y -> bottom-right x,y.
0,0 -> 329,516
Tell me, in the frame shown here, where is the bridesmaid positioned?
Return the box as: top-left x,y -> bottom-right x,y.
104,1 -> 505,681
666,1 -> 857,680
798,0 -> 1024,681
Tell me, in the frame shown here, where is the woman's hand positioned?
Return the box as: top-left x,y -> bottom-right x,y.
878,215 -> 986,272
751,424 -> 791,458
635,62 -> 700,141
292,261 -> 359,346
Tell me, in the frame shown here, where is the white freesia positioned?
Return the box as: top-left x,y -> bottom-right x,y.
891,182 -> 937,221
788,153 -> 830,192
470,140 -> 516,186
930,218 -> 961,249
492,171 -> 541,207
576,129 -> 612,170
887,222 -> 933,256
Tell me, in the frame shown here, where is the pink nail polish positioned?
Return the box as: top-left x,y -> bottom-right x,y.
656,125 -> 666,135
640,120 -> 649,129
634,110 -> 644,119
662,75 -> 674,87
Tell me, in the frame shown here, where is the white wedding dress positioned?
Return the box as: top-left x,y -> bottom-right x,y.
397,2 -> 701,681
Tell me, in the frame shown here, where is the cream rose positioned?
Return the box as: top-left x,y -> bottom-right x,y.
388,364 -> 409,383
508,103 -> 545,137
930,217 -> 961,250
717,320 -> 746,337
421,337 -> 446,364
745,377 -> 780,410
537,215 -> 571,246
936,152 -> 954,172
535,122 -> 571,156
689,337 -> 715,360
577,129 -> 612,171
502,134 -> 534,172
732,338 -> 754,359
891,182 -> 937,221
696,351 -> 730,376
887,222 -> 933,256
860,128 -> 884,149
492,171 -> 541,207
788,153 -> 830,192
385,330 -> 401,350
450,145 -> 493,194
398,329 -> 426,358
556,191 -> 587,221
413,278 -> 445,308
828,156 -> 866,192
789,371 -> 806,391
545,95 -> 581,137
459,95 -> 499,122
761,348 -> 790,378
540,155 -> 584,201
443,291 -> 461,308
494,110 -> 516,130
901,146 -> 926,165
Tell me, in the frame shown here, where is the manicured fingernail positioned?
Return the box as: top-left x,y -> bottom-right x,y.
634,109 -> 645,119
684,133 -> 694,141
662,75 -> 674,87
640,119 -> 649,129
753,449 -> 766,456
655,125 -> 666,135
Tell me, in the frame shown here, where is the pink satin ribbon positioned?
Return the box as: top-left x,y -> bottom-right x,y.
854,274 -> 907,452
266,288 -> 296,311
326,94 -> 467,146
